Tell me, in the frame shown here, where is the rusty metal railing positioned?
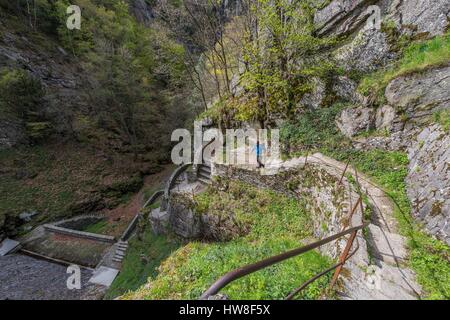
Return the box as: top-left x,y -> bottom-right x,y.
201,153 -> 369,300
200,216 -> 368,300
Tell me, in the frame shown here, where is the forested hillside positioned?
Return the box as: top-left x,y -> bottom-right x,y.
0,0 -> 196,237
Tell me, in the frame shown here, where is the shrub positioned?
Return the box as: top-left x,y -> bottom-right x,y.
280,103 -> 350,154
0,68 -> 44,120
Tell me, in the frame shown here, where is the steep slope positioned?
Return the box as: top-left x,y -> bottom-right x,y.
0,1 -> 192,240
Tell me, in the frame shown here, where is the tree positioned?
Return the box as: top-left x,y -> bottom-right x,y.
238,0 -> 336,125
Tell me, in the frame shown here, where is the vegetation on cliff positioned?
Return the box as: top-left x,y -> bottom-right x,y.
122,180 -> 331,300
0,0 -> 193,233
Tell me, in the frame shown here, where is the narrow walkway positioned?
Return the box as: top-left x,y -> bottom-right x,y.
305,153 -> 422,299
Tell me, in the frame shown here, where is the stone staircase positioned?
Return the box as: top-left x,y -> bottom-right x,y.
197,162 -> 212,185
112,241 -> 129,264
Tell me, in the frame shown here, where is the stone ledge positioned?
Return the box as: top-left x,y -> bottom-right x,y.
43,224 -> 116,244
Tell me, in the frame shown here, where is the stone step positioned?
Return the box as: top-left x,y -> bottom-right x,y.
367,224 -> 408,265
198,172 -> 211,180
200,165 -> 211,172
117,244 -> 128,249
198,170 -> 211,177
202,160 -> 211,168
198,177 -> 212,185
0,238 -> 21,256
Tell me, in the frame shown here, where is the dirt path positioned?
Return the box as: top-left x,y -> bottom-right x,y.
306,153 -> 422,299
100,165 -> 176,237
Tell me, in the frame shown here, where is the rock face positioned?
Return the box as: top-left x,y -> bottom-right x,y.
0,119 -> 28,149
333,76 -> 367,105
336,106 -> 375,137
0,29 -> 90,149
339,65 -> 449,143
406,124 -> 450,245
316,0 -> 449,38
129,0 -> 155,26
388,0 -> 450,36
314,0 -> 374,37
335,28 -> 395,72
385,65 -> 450,124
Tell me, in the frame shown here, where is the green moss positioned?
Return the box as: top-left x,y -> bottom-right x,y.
82,220 -> 109,235
0,68 -> 44,120
123,181 -> 332,300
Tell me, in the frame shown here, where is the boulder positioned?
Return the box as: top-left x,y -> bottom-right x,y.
19,211 -> 40,223
332,76 -> 367,104
406,124 -> 450,245
299,78 -> 326,110
375,105 -> 397,131
335,28 -> 396,72
336,106 -> 375,137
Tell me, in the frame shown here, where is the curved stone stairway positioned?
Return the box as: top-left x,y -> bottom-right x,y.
198,162 -> 212,185
306,154 -> 422,299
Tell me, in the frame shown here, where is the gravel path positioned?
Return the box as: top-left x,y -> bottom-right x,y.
0,253 -> 104,300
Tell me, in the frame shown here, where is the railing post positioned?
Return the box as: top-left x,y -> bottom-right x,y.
329,230 -> 358,289
339,159 -> 351,185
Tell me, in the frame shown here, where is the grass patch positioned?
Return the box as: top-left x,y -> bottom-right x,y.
123,181 -> 332,300
82,220 -> 109,235
280,103 -> 351,156
105,231 -> 181,300
434,109 -> 450,132
329,149 -> 450,300
358,32 -> 450,100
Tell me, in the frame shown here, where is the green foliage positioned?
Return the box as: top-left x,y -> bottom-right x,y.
123,181 -> 332,300
331,149 -> 450,300
280,103 -> 350,154
237,0 -> 337,122
0,68 -> 44,120
82,220 -> 109,234
106,230 -> 181,299
358,32 -> 450,100
2,0 -> 188,151
433,109 -> 450,131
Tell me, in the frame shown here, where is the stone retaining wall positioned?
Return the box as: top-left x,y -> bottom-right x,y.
43,224 -> 115,244
212,162 -> 364,258
166,160 -> 365,259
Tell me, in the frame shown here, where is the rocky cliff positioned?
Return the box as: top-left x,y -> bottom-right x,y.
317,0 -> 449,244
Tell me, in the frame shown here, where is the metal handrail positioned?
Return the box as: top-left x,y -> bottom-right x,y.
198,151 -> 372,300
160,164 -> 192,211
286,237 -> 360,300
200,221 -> 369,300
120,190 -> 165,241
